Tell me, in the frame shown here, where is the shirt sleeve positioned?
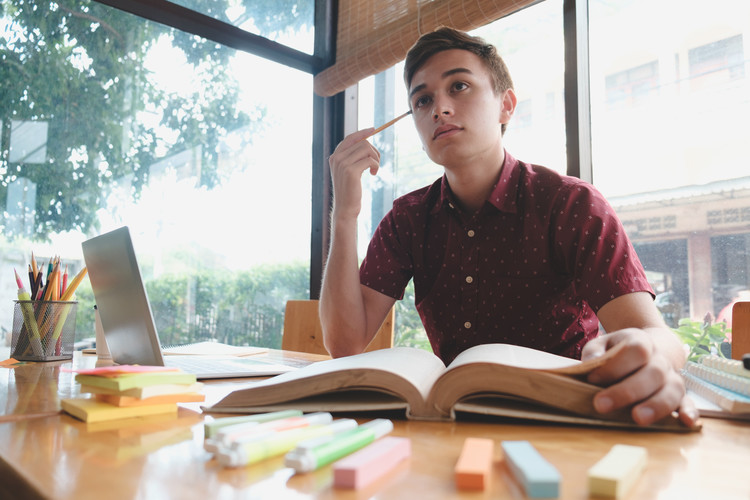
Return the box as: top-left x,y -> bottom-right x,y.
359,207 -> 414,300
550,180 -> 654,312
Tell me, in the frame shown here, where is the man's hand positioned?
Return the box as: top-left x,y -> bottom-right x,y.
582,329 -> 699,428
328,128 -> 380,221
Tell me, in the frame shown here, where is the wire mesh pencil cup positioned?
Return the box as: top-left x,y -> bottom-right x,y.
11,300 -> 78,361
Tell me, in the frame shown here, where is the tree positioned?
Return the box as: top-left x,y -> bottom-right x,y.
0,0 -> 312,239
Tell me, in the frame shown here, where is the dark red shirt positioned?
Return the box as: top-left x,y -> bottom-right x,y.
360,151 -> 652,364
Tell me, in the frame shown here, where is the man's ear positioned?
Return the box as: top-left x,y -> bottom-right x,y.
500,88 -> 517,123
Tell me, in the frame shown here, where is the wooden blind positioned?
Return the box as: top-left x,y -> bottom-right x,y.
313,0 -> 541,97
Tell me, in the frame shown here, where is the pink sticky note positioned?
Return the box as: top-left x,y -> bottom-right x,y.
333,437 -> 411,489
63,365 -> 180,376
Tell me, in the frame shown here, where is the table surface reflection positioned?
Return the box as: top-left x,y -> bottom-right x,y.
1,350 -> 749,500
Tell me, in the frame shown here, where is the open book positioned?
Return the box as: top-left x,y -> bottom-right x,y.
206,344 -> 698,432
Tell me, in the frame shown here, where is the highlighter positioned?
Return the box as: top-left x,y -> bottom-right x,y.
213,412 -> 332,448
284,418 -> 393,473
13,268 -> 43,356
218,418 -> 358,468
204,410 -> 303,439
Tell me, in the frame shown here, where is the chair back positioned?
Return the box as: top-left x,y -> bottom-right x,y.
281,299 -> 394,355
731,301 -> 750,360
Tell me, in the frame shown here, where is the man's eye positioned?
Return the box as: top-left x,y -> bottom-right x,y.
452,81 -> 468,92
414,96 -> 431,109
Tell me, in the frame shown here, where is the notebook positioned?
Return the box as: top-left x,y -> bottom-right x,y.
81,226 -> 296,379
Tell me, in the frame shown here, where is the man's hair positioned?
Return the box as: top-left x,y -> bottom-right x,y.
404,26 -> 514,133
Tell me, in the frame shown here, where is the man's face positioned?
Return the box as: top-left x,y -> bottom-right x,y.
408,49 -> 513,169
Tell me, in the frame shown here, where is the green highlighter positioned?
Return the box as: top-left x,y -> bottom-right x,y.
284,418 -> 393,473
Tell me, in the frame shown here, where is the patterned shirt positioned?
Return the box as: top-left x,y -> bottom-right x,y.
360,151 -> 652,364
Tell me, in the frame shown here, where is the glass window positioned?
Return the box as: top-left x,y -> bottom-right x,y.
605,60 -> 659,109
356,0 -> 565,347
168,0 -> 315,54
590,0 -> 750,326
689,34 -> 745,90
1,1 -> 313,347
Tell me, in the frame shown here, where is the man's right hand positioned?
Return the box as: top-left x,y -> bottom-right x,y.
328,128 -> 380,220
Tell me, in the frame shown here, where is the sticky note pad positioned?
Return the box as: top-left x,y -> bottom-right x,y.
588,444 -> 648,498
332,437 -> 411,489
455,437 -> 494,490
501,440 -> 560,498
61,398 -> 178,423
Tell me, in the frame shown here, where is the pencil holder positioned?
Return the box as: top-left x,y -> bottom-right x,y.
10,300 -> 78,361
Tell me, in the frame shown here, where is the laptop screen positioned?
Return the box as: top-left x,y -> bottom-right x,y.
82,226 -> 165,366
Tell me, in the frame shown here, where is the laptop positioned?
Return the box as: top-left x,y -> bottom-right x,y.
81,226 -> 296,379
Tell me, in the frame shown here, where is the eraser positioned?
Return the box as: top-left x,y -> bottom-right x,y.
588,444 -> 647,498
455,437 -> 494,491
501,441 -> 560,498
332,437 -> 411,489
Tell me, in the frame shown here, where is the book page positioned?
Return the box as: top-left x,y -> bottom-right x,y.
211,347 -> 447,412
446,342 -> 627,375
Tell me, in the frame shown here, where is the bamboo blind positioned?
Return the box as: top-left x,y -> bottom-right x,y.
313,0 -> 541,97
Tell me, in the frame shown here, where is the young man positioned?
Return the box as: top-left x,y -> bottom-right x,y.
320,27 -> 698,428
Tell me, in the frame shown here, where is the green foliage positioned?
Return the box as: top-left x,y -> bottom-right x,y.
71,260 -> 309,348
144,261 -> 309,349
672,313 -> 730,362
73,281 -> 95,339
394,279 -> 432,352
1,0 -> 311,239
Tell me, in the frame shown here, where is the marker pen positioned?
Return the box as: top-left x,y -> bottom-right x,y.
218,418 -> 358,468
205,412 -> 331,453
218,412 -> 331,444
284,418 -> 393,473
204,410 -> 302,439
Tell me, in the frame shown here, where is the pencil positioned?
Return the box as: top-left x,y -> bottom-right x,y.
62,265 -> 69,296
31,251 -> 38,280
28,265 -> 34,295
363,110 -> 412,140
61,267 -> 87,301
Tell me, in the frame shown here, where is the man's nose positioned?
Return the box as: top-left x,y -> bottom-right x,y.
432,95 -> 452,121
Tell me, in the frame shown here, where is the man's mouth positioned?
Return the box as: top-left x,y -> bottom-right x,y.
433,124 -> 461,140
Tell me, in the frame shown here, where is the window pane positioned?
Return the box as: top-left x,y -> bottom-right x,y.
168,0 -> 315,54
473,0 -> 565,172
1,1 -> 312,347
590,0 -> 750,326
356,0 -> 565,347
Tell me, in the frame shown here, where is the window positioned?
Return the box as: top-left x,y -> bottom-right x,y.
605,60 -> 659,108
167,0 -> 315,54
689,34 -> 745,91
590,0 -> 750,324
1,1 -> 313,347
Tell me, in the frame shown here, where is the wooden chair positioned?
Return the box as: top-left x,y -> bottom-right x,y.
731,301 -> 750,360
281,299 -> 395,355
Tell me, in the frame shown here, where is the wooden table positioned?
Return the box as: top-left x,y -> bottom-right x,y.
1,351 -> 749,500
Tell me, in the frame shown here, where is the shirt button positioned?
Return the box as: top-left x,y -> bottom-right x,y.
464,321 -> 472,329
465,276 -> 473,284
467,229 -> 475,237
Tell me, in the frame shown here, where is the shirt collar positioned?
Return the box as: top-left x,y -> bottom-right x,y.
429,150 -> 521,215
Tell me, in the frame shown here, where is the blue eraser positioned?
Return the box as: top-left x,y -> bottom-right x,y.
501,440 -> 560,498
